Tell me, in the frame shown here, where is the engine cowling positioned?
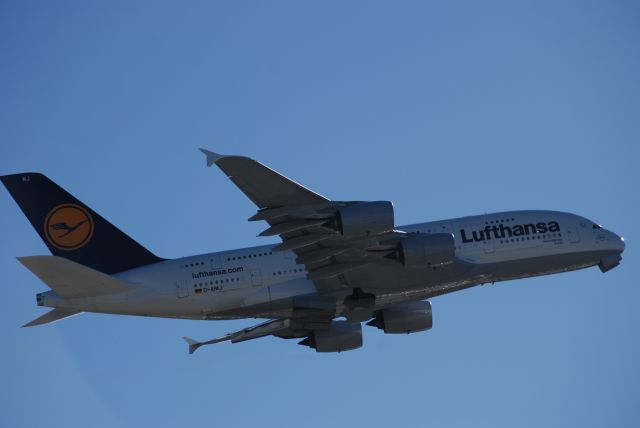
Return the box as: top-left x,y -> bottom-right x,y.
336,201 -> 394,236
299,321 -> 363,352
367,301 -> 433,334
398,233 -> 455,268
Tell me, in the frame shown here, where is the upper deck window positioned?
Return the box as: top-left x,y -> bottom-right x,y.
593,224 -> 603,229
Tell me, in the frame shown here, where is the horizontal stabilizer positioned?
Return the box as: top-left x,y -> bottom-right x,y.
22,308 -> 82,327
18,256 -> 135,298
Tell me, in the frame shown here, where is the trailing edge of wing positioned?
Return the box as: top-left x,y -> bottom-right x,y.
198,148 -> 329,208
184,319 -> 290,354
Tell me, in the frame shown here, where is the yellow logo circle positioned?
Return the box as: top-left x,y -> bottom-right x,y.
44,204 -> 94,251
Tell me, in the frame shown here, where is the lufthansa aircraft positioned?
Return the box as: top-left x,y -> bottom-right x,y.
1,150 -> 625,353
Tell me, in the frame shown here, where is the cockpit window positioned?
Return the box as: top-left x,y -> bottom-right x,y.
593,224 -> 603,229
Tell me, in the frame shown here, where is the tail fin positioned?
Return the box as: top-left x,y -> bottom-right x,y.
1,173 -> 164,273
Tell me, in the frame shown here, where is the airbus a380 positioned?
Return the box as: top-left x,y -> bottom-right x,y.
1,150 -> 625,353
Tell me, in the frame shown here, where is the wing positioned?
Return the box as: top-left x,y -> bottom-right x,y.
199,149 -> 329,208
183,311 -> 346,354
183,319 -> 291,354
200,149 -> 407,293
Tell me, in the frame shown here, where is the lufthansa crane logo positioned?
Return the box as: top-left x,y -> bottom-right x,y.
44,204 -> 94,250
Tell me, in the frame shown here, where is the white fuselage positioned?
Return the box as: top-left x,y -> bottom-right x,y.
37,210 -> 625,320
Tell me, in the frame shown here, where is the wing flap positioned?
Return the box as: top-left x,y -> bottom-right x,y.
259,219 -> 330,236
272,233 -> 334,251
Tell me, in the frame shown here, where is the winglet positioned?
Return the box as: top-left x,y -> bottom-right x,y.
198,148 -> 225,167
182,336 -> 202,354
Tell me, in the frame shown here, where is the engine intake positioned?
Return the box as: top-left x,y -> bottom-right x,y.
299,321 -> 363,353
336,201 -> 394,236
398,233 -> 455,268
367,301 -> 433,334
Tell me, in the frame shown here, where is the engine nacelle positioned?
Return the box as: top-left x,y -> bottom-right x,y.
367,301 -> 433,334
336,201 -> 394,236
398,233 -> 455,268
299,321 -> 363,353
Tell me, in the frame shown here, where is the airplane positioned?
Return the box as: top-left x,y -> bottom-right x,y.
1,149 -> 625,353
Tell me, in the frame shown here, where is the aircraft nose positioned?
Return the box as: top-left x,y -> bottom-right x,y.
607,230 -> 625,253
598,230 -> 625,273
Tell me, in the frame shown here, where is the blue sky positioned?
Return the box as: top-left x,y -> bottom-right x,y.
1,1 -> 639,427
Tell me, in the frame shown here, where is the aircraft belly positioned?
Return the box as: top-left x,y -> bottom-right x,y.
344,259 -> 475,291
84,249 -> 614,321
441,249 -> 611,288
358,249 -> 611,311
485,250 -> 605,281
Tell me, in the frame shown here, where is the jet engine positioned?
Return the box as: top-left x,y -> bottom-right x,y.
398,233 -> 455,268
335,201 -> 394,236
299,321 -> 363,352
366,301 -> 433,334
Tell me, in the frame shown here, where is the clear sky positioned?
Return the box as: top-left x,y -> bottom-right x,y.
1,1 -> 639,427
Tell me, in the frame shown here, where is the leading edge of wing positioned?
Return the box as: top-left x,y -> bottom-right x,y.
198,148 -> 329,209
